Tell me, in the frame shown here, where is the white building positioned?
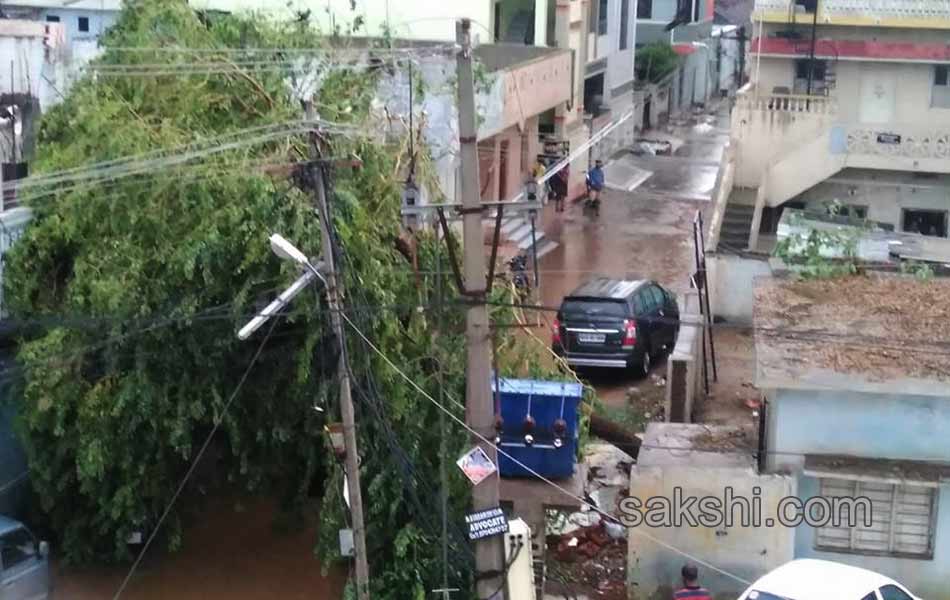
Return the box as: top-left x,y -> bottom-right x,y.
1,0 -> 121,44
720,0 -> 950,252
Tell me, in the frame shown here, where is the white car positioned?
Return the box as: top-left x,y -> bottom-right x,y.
737,559 -> 921,600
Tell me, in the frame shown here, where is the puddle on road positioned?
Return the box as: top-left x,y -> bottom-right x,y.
54,494 -> 344,600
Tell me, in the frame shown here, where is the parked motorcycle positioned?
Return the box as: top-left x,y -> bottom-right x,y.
507,254 -> 531,302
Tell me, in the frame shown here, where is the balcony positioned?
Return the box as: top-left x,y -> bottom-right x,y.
753,0 -> 950,28
474,45 -> 573,139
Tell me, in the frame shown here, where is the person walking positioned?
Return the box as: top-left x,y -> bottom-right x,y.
552,164 -> 569,212
673,564 -> 713,600
586,159 -> 605,215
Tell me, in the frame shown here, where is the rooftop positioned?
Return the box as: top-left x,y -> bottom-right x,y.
637,423 -> 756,469
754,274 -> 950,395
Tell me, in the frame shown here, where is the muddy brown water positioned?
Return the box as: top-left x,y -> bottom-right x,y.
54,494 -> 345,599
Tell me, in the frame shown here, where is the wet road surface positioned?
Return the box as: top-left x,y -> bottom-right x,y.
534,104 -> 731,407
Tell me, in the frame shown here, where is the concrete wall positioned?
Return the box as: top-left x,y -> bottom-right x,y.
796,170 -> 950,233
732,89 -> 837,189
602,0 -> 637,109
495,49 -> 573,136
5,6 -> 118,42
665,291 -> 703,423
793,476 -> 950,600
706,253 -> 771,323
766,388 -> 950,473
628,462 -> 796,600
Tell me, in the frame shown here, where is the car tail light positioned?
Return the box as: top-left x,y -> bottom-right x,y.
622,319 -> 637,348
552,318 -> 561,345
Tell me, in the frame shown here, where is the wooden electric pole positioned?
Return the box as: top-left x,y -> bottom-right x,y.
305,106 -> 371,600
456,19 -> 507,600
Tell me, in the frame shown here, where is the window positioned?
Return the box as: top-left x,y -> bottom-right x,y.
45,14 -> 60,23
832,204 -> 867,220
932,65 -> 950,108
640,290 -> 659,311
649,286 -> 665,308
936,65 -> 949,86
880,585 -> 915,600
619,0 -> 630,50
561,299 -> 627,319
860,595 -> 877,600
0,527 -> 36,572
693,0 -> 701,23
598,0 -> 609,35
632,295 -> 644,314
638,0 -> 653,19
903,208 -> 947,237
78,16 -> 90,32
795,59 -> 826,81
815,478 -> 936,558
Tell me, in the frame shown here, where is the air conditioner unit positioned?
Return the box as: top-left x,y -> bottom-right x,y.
505,519 -> 536,600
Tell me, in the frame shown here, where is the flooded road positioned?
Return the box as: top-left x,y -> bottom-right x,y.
55,494 -> 344,600
532,104 -> 731,408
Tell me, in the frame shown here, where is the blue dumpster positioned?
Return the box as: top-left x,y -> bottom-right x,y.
492,377 -> 583,479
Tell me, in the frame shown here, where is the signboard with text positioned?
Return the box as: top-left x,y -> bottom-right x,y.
465,507 -> 509,541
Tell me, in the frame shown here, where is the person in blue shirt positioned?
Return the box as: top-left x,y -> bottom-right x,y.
587,159 -> 605,205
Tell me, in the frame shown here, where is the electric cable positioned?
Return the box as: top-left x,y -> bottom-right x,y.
340,309 -> 755,587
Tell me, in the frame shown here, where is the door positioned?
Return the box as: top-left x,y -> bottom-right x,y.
636,288 -> 662,352
859,65 -> 897,125
648,285 -> 674,348
0,527 -> 48,600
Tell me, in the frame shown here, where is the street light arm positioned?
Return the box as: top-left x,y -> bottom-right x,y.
237,270 -> 318,340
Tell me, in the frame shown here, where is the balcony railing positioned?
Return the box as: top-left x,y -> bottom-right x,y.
754,0 -> 950,25
736,88 -> 838,115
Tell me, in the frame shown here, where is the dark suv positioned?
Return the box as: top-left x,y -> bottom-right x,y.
552,278 -> 679,376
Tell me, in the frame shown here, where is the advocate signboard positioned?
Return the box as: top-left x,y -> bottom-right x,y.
465,507 -> 509,541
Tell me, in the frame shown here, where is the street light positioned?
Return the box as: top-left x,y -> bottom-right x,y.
237,233 -> 328,415
269,233 -> 313,268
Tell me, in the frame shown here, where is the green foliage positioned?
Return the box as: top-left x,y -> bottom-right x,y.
636,43 -> 680,84
4,2 -> 564,596
900,260 -> 935,281
772,210 -> 865,279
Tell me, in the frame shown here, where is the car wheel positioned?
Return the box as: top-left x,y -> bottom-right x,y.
639,349 -> 651,378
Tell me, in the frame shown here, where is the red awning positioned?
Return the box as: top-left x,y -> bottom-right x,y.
672,44 -> 696,56
753,37 -> 950,61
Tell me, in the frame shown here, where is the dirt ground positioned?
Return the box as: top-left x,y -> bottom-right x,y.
54,493 -> 344,600
694,324 -> 761,426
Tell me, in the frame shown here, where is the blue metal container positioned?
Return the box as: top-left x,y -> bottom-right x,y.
492,377 -> 583,479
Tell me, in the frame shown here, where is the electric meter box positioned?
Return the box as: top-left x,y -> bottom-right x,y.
492,377 -> 583,479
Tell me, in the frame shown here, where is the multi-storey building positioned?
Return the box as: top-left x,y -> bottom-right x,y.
724,0 -> 950,251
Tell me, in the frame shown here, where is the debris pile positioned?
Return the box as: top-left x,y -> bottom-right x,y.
547,519 -> 628,599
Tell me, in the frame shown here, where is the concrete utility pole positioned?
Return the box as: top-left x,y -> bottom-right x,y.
305,107 -> 371,600
456,18 -> 507,600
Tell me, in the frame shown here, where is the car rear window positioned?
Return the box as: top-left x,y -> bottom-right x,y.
561,299 -> 627,319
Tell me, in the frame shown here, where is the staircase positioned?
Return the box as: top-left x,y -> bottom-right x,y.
498,215 -> 559,259
763,129 -> 845,207
718,202 -> 756,252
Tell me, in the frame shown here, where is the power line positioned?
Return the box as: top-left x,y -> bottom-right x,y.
339,309 -> 754,587
111,315 -> 280,600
